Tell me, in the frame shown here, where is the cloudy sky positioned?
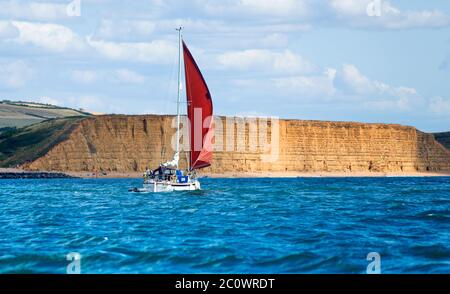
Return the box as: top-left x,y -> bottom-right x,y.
0,0 -> 449,132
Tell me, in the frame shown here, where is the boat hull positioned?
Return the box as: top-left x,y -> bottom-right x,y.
134,179 -> 201,193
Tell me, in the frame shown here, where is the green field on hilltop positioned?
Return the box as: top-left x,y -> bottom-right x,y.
0,100 -> 90,128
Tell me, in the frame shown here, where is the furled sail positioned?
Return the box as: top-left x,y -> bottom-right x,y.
161,152 -> 179,169
183,41 -> 213,170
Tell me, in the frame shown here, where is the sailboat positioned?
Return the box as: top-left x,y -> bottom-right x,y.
131,27 -> 213,193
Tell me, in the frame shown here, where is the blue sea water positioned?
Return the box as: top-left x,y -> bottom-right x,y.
0,177 -> 449,274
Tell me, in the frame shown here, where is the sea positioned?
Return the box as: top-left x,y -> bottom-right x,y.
0,177 -> 449,273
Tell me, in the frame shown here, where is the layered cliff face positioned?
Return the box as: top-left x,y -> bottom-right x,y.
23,115 -> 450,173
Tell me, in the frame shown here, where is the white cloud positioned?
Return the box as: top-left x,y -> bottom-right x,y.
52,95 -> 112,114
332,64 -> 422,111
330,0 -> 371,16
71,68 -> 146,84
201,0 -> 313,18
92,17 -> 309,51
269,63 -> 421,110
232,63 -> 419,107
71,70 -> 99,84
230,67 -> 336,99
0,60 -> 34,89
92,18 -> 304,43
6,21 -> 175,64
113,69 -> 145,84
12,21 -> 85,52
363,97 -> 412,111
273,50 -> 316,73
217,49 -> 317,74
273,68 -> 337,97
383,10 -> 449,29
218,49 -> 272,70
330,0 -> 449,29
334,64 -> 417,100
38,96 -> 60,106
0,21 -> 19,39
334,64 -> 374,94
27,95 -> 118,114
259,33 -> 289,48
237,0 -> 311,16
95,19 -> 156,40
0,1 -> 69,21
429,96 -> 450,116
73,96 -> 107,113
86,37 -> 176,63
192,0 -> 449,30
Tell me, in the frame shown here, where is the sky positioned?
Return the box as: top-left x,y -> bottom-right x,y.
0,0 -> 449,132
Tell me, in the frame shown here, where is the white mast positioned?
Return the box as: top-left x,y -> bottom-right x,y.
175,26 -> 183,168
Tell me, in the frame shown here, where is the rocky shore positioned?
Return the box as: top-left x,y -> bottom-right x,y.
0,169 -> 73,179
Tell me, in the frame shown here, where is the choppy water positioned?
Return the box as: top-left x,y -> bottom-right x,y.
0,177 -> 449,273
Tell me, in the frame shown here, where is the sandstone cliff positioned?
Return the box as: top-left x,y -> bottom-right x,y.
21,115 -> 450,174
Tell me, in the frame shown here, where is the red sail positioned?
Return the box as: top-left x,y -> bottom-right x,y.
183,41 -> 213,170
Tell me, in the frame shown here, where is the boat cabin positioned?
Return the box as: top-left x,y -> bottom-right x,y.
148,166 -> 189,183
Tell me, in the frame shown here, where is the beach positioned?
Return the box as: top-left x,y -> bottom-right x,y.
2,168 -> 449,179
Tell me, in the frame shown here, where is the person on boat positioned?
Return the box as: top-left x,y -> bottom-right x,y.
153,166 -> 165,181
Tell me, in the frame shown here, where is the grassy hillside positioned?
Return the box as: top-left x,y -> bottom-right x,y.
433,132 -> 450,150
0,117 -> 86,168
0,100 -> 90,128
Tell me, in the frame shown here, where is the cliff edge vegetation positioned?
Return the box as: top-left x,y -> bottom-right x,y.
433,132 -> 450,150
0,117 -> 86,168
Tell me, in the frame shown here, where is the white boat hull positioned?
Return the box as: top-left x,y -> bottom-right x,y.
131,179 -> 201,193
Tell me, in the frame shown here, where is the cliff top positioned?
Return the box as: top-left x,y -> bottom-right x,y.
88,114 -> 418,130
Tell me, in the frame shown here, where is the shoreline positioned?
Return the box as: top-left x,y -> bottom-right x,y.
0,169 -> 74,179
42,170 -> 450,179
1,168 -> 449,179
204,171 -> 450,178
